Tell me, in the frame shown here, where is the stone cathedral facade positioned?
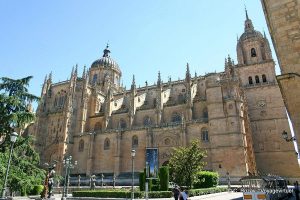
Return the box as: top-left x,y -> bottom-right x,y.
31,13 -> 300,182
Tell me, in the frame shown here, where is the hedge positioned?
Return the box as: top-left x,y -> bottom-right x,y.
159,166 -> 169,191
139,172 -> 145,191
73,187 -> 226,198
189,187 -> 227,197
148,191 -> 172,198
193,171 -> 219,188
72,190 -> 144,198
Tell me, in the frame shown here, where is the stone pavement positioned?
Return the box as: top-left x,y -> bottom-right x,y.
5,192 -> 299,200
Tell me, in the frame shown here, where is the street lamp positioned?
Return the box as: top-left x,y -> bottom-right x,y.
1,132 -> 18,198
131,149 -> 136,200
61,156 -> 77,200
282,130 -> 296,142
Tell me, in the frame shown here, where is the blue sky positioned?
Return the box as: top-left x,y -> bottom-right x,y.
0,1 -> 276,100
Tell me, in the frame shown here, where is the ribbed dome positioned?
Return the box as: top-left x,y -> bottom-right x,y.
91,45 -> 120,72
239,30 -> 263,42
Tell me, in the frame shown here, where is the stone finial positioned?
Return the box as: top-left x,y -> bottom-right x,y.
48,72 -> 52,83
263,30 -> 267,38
227,55 -> 233,66
157,71 -> 161,86
131,74 -> 136,90
82,65 -> 86,78
74,64 -> 78,76
186,63 -> 191,82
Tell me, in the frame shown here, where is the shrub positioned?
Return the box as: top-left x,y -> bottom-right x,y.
139,171 -> 145,191
188,187 -> 227,197
29,185 -> 44,195
148,191 -> 173,198
73,190 -> 143,198
193,171 -> 219,188
159,166 -> 169,191
151,178 -> 160,191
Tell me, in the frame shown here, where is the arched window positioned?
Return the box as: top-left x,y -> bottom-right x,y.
94,122 -> 101,131
79,139 -> 84,152
201,128 -> 209,142
248,76 -> 253,85
262,74 -> 267,83
172,112 -> 181,123
153,98 -> 157,107
54,98 -> 57,107
92,74 -> 97,85
104,138 -> 110,150
120,119 -> 127,129
255,75 -> 260,84
132,135 -> 138,148
203,107 -> 208,118
178,93 -> 186,104
251,48 -> 257,57
143,116 -> 152,126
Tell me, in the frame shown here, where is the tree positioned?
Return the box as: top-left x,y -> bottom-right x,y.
0,76 -> 39,144
168,140 -> 206,188
0,136 -> 46,195
0,76 -> 45,195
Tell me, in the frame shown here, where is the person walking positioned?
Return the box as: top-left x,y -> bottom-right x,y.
172,185 -> 181,200
180,190 -> 188,200
294,181 -> 300,200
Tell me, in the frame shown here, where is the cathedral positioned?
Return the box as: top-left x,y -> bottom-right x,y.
31,11 -> 300,183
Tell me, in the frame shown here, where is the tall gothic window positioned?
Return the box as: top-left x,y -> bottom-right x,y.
201,128 -> 209,142
262,74 -> 267,83
203,107 -> 208,118
132,135 -> 138,148
79,139 -> 84,152
120,119 -> 127,129
248,76 -> 253,85
92,74 -> 97,85
94,122 -> 101,131
172,112 -> 181,123
251,48 -> 257,57
143,116 -> 152,126
104,138 -> 110,150
255,75 -> 260,84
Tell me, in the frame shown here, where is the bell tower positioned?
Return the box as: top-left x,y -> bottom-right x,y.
89,44 -> 122,94
235,9 -> 299,178
237,8 -> 272,66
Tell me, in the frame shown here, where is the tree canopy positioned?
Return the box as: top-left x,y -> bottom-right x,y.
168,140 -> 206,188
0,76 -> 39,145
0,136 -> 45,195
0,76 -> 45,195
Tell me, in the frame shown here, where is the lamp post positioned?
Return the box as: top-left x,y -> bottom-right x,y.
1,132 -> 18,198
131,149 -> 136,200
282,130 -> 296,142
61,156 -> 77,200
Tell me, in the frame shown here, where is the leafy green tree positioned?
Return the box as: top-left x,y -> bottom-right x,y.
0,135 -> 46,195
168,140 -> 206,189
0,76 -> 45,195
0,76 -> 39,144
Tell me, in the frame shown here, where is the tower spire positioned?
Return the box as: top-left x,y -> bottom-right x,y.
103,43 -> 111,57
245,5 -> 249,20
131,74 -> 136,90
185,63 -> 191,82
157,71 -> 161,86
